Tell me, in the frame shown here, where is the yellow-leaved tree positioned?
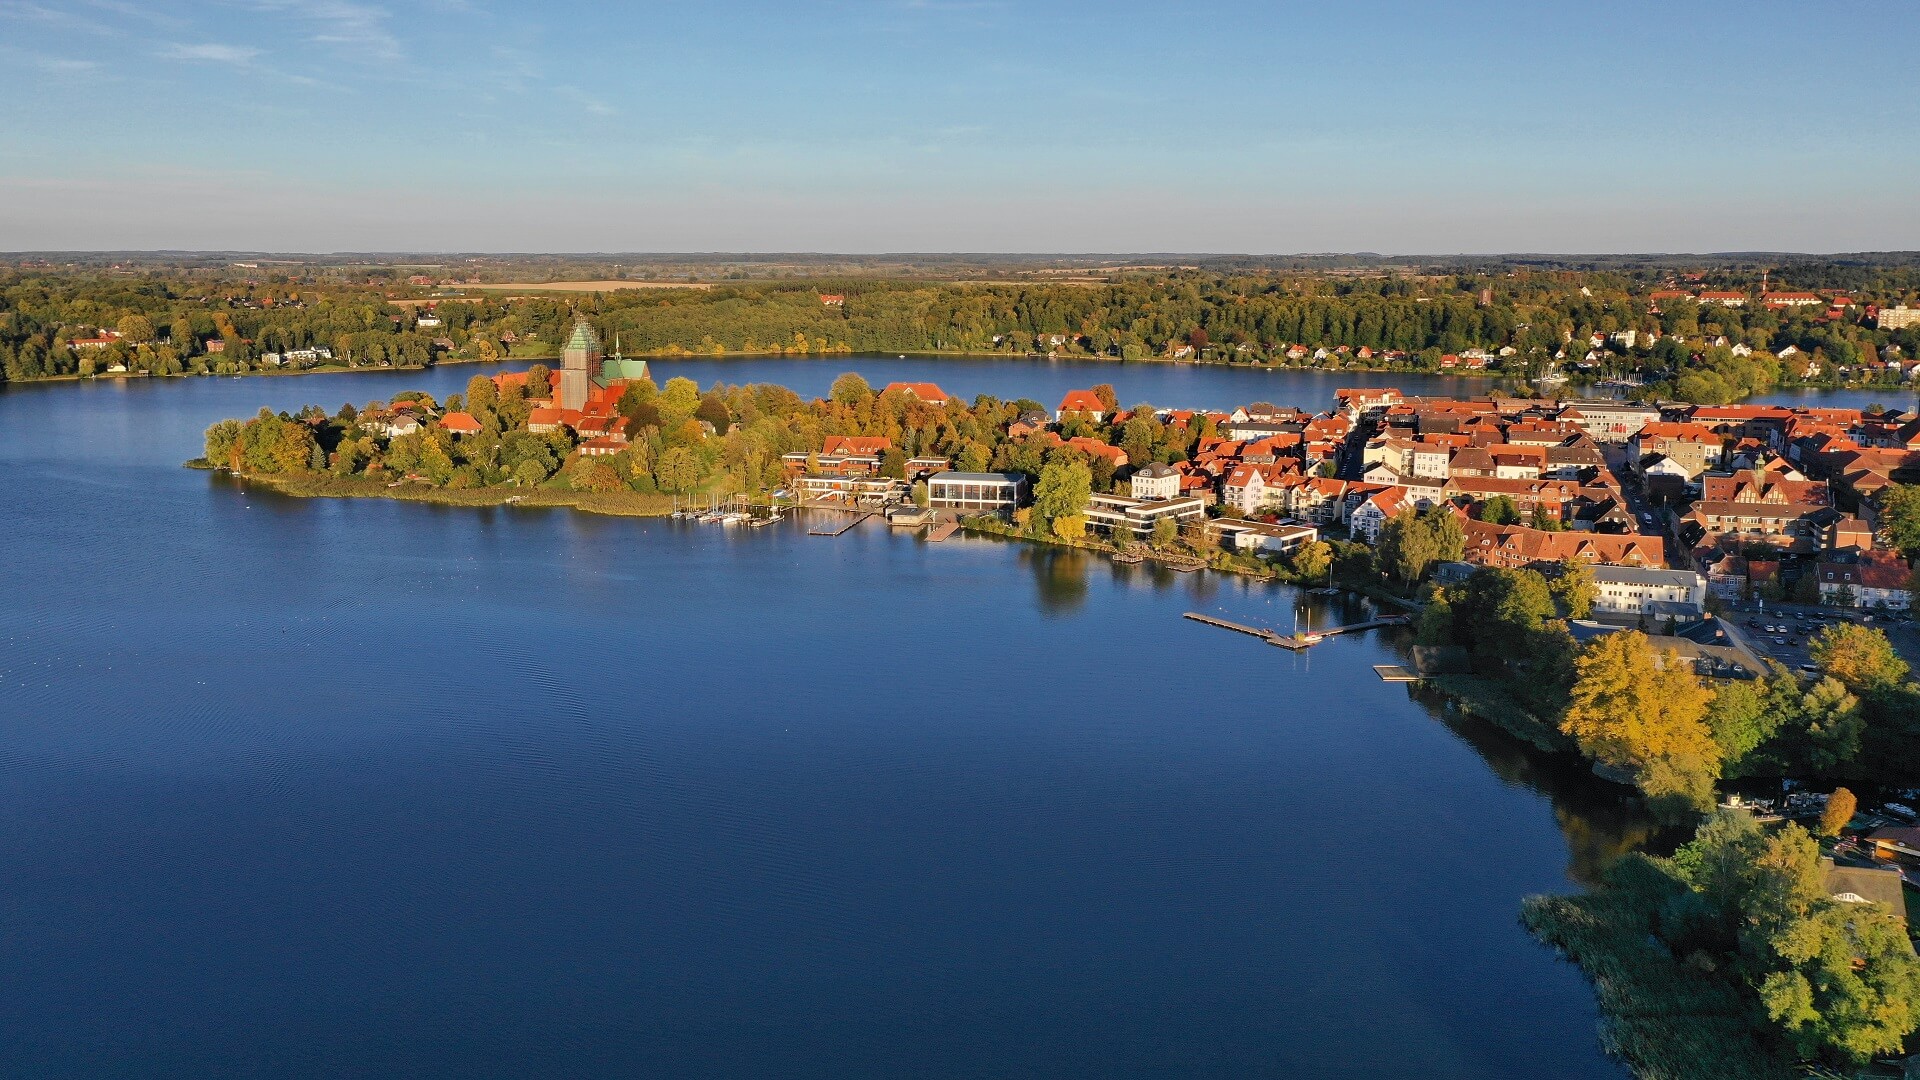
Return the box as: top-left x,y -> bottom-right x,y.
1561,630 -> 1721,813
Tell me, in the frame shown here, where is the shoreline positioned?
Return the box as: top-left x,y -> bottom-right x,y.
5,348 -> 1895,399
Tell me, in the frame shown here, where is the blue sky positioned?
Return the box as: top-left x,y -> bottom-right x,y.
2,0 -> 1916,253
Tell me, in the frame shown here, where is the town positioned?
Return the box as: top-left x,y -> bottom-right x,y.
201,322 -> 1920,1076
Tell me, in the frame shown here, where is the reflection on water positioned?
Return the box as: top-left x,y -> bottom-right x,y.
0,363 -> 1639,1080
1410,688 -> 1672,886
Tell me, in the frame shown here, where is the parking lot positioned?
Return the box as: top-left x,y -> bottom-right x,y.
1717,599 -> 1919,675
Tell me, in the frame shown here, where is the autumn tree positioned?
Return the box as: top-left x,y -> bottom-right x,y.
1288,539 -> 1332,582
115,314 -> 155,344
653,446 -> 702,493
1818,786 -> 1856,837
1811,623 -> 1910,695
1561,630 -> 1720,811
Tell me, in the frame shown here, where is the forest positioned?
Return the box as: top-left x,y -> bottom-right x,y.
8,263 -> 1920,401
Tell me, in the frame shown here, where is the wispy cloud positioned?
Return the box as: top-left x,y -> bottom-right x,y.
0,0 -> 117,35
557,85 -> 616,117
243,0 -> 402,63
159,42 -> 263,63
34,56 -> 100,72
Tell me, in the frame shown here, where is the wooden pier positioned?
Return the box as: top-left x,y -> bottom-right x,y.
926,522 -> 961,542
808,512 -> 873,537
1183,612 -> 1411,651
1181,612 -> 1279,641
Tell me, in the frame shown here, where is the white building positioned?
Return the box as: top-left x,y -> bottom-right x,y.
1130,463 -> 1181,501
1589,566 -> 1706,618
927,471 -> 1027,513
1084,493 -> 1206,538
1211,519 -> 1319,557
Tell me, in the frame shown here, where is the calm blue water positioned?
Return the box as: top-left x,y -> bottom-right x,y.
0,363 -> 1645,1078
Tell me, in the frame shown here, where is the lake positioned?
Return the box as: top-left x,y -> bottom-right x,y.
0,361 -> 1654,1078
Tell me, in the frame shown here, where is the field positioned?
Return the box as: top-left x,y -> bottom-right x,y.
460,280 -> 714,293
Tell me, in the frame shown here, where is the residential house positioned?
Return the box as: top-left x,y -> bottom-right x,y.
439,411 -> 483,435
882,382 -> 950,405
1348,487 -> 1409,542
1817,550 -> 1913,610
1056,389 -> 1107,422
1131,462 -> 1181,501
1461,519 -> 1666,569
1630,423 -> 1724,479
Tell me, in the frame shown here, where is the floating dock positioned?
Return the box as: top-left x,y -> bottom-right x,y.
808,512 -> 873,537
926,522 -> 961,542
1182,612 -> 1411,651
1373,664 -> 1420,682
1181,612 -> 1279,641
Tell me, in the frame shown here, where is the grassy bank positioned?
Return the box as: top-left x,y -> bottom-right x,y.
1420,673 -> 1572,753
233,471 -> 681,517
1522,868 -> 1798,1080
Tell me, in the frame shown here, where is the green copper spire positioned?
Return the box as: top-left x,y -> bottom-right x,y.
565,320 -> 601,354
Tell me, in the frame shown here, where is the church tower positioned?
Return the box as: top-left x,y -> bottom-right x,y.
559,318 -> 601,411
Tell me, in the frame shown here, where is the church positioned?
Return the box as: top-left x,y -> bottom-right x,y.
557,319 -> 650,411
508,318 -> 648,455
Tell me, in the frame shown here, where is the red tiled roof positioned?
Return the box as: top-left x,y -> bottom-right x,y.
822,435 -> 892,456
882,382 -> 948,403
1058,389 -> 1106,414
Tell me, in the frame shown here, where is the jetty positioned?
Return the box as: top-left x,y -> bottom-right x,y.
1182,611 -> 1411,651
808,512 -> 873,537
927,521 -> 961,542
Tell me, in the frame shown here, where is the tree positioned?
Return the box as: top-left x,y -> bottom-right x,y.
1674,813 -> 1920,1065
1424,504 -> 1464,563
1091,384 -> 1119,413
1810,624 -> 1909,695
1378,506 -> 1439,588
659,377 -> 701,423
830,372 -> 873,406
1150,514 -> 1179,549
115,314 -> 154,344
1550,558 -> 1595,619
1452,566 -> 1560,662
1482,495 -> 1520,525
1796,677 -> 1864,772
1704,673 -> 1782,773
1032,459 -> 1092,529
1561,630 -> 1720,810
653,446 -> 701,493
911,480 -> 929,509
1288,540 -> 1332,582
203,418 -> 243,469
1878,483 -> 1920,559
571,460 -> 625,493
1052,514 -> 1086,541
695,392 -> 732,435
1818,786 -> 1856,837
